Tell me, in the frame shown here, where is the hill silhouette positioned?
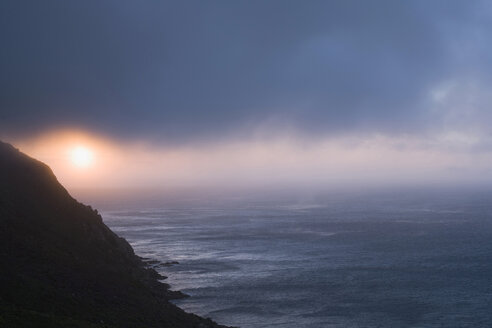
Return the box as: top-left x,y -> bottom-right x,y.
0,141 -> 229,327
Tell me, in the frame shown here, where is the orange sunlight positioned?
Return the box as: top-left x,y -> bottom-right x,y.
69,146 -> 95,168
9,129 -> 492,192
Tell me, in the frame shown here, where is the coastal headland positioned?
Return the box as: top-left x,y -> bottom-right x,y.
0,141 -> 231,328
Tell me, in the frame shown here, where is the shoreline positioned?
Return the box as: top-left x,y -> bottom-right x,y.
0,141 -> 232,328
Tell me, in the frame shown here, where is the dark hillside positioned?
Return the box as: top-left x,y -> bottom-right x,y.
0,141 -> 229,328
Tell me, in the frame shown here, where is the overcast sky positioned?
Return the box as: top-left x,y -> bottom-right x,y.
2,0 -> 492,143
3,1 -> 492,190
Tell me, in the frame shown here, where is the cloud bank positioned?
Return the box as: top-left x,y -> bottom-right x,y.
2,0 -> 492,144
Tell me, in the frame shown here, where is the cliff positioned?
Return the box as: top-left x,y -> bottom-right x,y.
0,141 -> 229,327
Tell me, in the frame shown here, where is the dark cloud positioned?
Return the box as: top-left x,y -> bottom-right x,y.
0,0 -> 490,142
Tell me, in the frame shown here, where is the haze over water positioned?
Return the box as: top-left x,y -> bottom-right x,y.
4,1 -> 492,326
102,188 -> 492,328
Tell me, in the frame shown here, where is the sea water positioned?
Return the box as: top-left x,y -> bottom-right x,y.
102,189 -> 492,327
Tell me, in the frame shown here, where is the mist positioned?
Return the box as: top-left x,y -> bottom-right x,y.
8,128 -> 492,206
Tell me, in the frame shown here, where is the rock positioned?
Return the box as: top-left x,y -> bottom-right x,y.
0,141 -> 231,328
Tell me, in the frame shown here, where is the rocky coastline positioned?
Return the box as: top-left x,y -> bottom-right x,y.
0,141 -> 231,328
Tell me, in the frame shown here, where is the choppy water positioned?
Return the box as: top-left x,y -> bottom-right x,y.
102,190 -> 492,327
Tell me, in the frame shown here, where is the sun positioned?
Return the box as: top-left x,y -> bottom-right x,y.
69,146 -> 94,168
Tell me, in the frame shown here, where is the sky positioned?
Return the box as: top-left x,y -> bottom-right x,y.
2,1 -> 492,191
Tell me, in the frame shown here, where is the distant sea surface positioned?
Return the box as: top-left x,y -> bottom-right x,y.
103,189 -> 492,328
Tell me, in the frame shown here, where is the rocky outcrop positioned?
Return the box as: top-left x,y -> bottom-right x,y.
0,141 -> 230,327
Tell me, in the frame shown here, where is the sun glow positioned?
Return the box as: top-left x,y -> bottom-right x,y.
11,128 -> 492,191
70,146 -> 94,168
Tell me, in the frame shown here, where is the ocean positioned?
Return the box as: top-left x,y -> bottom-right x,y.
102,189 -> 492,327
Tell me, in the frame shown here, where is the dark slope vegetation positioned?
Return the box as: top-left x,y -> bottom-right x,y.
0,141 -> 228,328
